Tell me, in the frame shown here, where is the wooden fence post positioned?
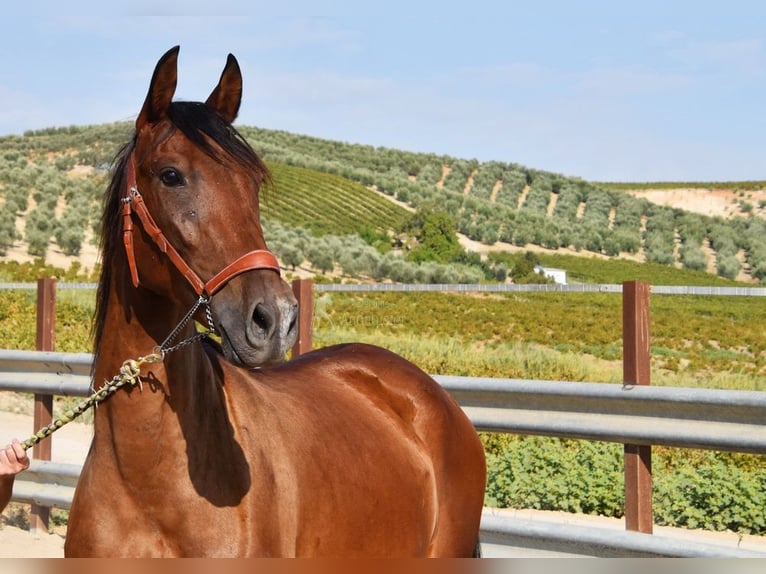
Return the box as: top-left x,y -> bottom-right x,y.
32,277 -> 56,533
622,280 -> 653,534
291,279 -> 314,358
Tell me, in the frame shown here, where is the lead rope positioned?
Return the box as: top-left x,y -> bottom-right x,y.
21,353 -> 163,450
21,296 -> 218,451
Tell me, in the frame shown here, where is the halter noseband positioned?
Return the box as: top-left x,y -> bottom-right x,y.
121,153 -> 280,298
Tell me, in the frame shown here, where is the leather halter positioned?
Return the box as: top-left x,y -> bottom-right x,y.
121,153 -> 280,298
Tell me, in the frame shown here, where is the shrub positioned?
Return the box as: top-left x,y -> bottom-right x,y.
484,436 -> 766,535
680,242 -> 708,272
485,437 -> 624,517
645,234 -> 676,265
716,254 -> 741,280
306,246 -> 334,275
653,457 -> 766,533
277,242 -> 304,271
0,209 -> 19,255
25,206 -> 56,257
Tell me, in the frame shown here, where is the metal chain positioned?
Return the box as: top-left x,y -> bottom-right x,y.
21,297 -> 218,451
155,295 -> 217,357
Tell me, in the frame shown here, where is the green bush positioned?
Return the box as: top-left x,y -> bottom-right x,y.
484,437 -> 624,517
483,436 -> 766,534
680,242 -> 708,271
0,209 -> 19,255
716,253 -> 741,280
653,455 -> 766,534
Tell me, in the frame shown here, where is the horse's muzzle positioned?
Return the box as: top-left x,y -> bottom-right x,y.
246,296 -> 299,358
215,282 -> 298,367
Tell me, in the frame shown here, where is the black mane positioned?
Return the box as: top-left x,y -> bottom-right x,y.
92,102 -> 270,357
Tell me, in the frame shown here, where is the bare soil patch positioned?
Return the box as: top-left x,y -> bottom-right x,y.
626,187 -> 766,219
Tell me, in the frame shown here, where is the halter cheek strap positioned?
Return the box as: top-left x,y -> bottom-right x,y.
121,153 -> 280,297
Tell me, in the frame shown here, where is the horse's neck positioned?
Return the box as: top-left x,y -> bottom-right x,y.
92,282 -> 223,472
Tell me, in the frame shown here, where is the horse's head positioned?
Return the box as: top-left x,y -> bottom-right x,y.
118,46 -> 297,366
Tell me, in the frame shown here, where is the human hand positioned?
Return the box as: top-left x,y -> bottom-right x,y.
0,440 -> 30,477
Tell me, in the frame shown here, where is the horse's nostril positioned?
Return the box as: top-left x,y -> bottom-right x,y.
252,303 -> 273,335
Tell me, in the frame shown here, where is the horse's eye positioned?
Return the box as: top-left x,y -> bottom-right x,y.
159,168 -> 185,187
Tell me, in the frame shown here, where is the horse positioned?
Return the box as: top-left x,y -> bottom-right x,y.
64,46 -> 486,557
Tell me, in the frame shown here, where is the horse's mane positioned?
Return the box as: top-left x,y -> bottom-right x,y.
93,102 -> 271,358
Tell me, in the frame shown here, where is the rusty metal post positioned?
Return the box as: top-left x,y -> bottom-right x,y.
622,280 -> 653,534
32,277 -> 56,533
291,279 -> 314,358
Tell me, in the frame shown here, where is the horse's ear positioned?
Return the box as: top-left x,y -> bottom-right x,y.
206,53 -> 242,123
136,46 -> 180,131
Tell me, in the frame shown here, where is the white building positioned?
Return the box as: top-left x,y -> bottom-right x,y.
534,265 -> 568,285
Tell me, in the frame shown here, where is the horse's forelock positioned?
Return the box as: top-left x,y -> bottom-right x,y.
167,101 -> 269,184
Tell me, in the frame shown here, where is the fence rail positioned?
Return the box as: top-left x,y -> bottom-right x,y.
0,350 -> 92,396
436,376 -> 766,453
313,282 -> 766,296
3,281 -> 766,296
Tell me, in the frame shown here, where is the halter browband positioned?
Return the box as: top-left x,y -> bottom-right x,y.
121,153 -> 280,297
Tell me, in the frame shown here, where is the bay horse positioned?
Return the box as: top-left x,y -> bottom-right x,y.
64,46 -> 486,557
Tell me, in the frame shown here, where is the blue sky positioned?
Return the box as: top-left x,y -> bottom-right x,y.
2,1 -> 766,182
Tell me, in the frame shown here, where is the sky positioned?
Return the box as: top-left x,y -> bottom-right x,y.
2,1 -> 766,182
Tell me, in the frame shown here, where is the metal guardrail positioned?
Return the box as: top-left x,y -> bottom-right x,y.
12,460 -> 80,509
0,350 -> 92,396
314,283 -> 766,296
2,349 -> 765,557
3,350 -> 764,454
479,512 -> 766,558
435,376 -> 766,453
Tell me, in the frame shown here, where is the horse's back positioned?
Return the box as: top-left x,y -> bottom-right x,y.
265,342 -> 476,444
246,343 -> 486,557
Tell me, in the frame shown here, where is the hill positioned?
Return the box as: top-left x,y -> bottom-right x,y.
0,122 -> 764,285
0,123 -> 412,274
239,125 -> 766,283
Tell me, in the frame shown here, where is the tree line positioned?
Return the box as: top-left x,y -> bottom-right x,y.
1,123 -> 764,284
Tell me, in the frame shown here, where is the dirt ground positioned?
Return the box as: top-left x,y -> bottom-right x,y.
625,187 -> 766,219
0,522 -> 65,558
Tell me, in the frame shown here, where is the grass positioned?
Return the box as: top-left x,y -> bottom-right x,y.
315,327 -> 623,383
312,290 -> 766,389
535,252 -> 744,286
